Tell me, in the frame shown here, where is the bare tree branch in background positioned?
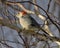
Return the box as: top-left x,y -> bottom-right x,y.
47,0 -> 52,12
6,0 -> 60,32
0,0 -> 60,47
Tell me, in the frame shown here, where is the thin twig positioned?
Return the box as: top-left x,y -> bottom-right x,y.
47,0 -> 52,12
0,41 -> 14,48
0,39 -> 24,46
6,1 -> 60,32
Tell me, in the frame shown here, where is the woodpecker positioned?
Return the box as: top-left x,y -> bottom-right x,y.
16,11 -> 40,30
16,11 -> 54,37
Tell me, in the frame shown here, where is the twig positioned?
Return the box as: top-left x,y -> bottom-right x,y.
6,1 -> 60,32
0,41 -> 14,48
0,39 -> 24,46
47,0 -> 52,12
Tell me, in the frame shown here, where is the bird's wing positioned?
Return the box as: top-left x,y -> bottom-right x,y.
29,15 -> 40,28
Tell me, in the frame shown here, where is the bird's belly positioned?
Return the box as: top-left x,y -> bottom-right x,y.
20,18 -> 31,29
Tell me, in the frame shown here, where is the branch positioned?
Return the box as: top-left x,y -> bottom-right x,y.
34,33 -> 60,45
0,39 -> 24,46
47,0 -> 52,12
0,41 -> 13,48
0,0 -> 60,45
0,17 -> 60,45
6,1 -> 60,32
0,17 -> 20,32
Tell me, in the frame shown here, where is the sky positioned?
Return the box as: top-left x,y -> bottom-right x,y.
0,0 -> 60,48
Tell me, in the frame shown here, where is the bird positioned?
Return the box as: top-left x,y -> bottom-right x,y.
16,11 -> 53,36
16,11 -> 40,30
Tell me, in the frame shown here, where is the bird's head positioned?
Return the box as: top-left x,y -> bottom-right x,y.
18,11 -> 27,17
21,11 -> 27,15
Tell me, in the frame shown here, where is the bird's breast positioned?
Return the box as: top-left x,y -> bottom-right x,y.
20,17 -> 32,29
